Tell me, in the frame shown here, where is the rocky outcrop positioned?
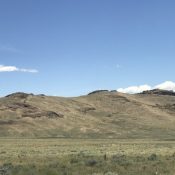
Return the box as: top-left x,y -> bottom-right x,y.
6,102 -> 38,111
88,90 -> 109,95
22,111 -> 64,119
5,92 -> 33,99
141,89 -> 175,96
79,107 -> 96,113
0,100 -> 64,119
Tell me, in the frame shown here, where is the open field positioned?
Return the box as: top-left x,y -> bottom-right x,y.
0,139 -> 175,175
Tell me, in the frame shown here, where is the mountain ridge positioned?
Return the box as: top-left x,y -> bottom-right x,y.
0,90 -> 175,139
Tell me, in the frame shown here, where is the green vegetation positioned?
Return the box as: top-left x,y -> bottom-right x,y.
0,139 -> 174,175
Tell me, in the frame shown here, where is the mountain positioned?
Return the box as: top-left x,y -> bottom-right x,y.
0,90 -> 175,139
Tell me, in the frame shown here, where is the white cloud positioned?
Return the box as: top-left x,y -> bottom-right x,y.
118,85 -> 151,94
0,65 -> 38,73
117,81 -> 175,94
154,81 -> 175,91
19,68 -> 38,73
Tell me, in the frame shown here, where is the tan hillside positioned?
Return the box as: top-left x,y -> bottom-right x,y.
0,90 -> 175,139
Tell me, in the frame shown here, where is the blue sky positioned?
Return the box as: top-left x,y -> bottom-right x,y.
0,0 -> 175,96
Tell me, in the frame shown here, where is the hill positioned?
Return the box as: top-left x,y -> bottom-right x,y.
0,90 -> 175,139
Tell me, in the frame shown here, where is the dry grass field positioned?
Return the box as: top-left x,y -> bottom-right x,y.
0,90 -> 175,139
0,139 -> 175,175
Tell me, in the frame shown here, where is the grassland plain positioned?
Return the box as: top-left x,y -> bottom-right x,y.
0,139 -> 175,175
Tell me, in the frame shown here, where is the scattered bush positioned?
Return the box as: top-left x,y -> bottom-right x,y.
85,159 -> 97,166
70,158 -> 79,164
148,154 -> 157,161
112,154 -> 126,163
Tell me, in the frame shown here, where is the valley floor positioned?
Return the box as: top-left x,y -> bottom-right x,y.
0,139 -> 175,175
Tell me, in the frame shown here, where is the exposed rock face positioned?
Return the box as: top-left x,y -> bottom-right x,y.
0,120 -> 15,125
1,94 -> 64,119
6,103 -> 38,111
141,89 -> 175,96
110,90 -> 117,92
88,90 -> 109,95
79,107 -> 96,113
5,92 -> 33,99
22,111 -> 64,119
154,104 -> 175,112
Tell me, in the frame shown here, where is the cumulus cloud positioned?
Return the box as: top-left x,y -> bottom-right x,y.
117,81 -> 175,94
154,81 -> 175,91
118,85 -> 151,94
0,65 -> 38,73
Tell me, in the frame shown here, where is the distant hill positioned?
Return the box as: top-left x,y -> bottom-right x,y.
141,89 -> 175,96
0,90 -> 175,139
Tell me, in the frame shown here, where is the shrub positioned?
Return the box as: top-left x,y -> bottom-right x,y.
85,159 -> 97,166
148,154 -> 157,161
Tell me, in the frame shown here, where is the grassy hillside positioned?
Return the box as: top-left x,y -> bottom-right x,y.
0,90 -> 175,139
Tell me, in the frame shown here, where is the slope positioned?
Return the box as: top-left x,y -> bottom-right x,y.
0,90 -> 175,139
